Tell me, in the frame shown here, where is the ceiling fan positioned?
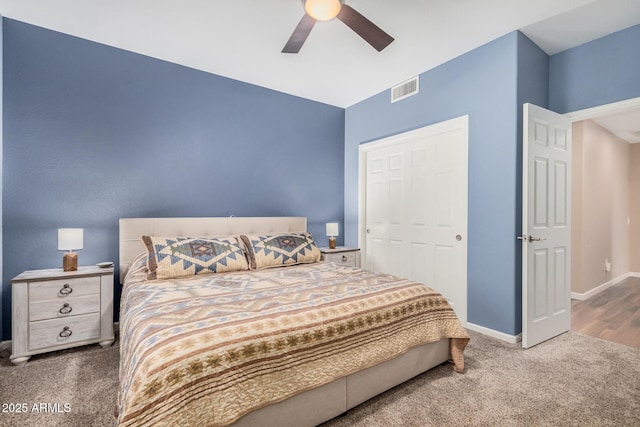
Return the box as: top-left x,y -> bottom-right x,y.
282,0 -> 394,54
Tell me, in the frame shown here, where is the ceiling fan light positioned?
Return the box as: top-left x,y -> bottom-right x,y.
305,0 -> 342,21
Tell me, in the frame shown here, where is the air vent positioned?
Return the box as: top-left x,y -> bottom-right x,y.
631,130 -> 640,138
391,76 -> 419,103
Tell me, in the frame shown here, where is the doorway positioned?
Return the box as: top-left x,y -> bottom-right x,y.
566,96 -> 640,346
521,97 -> 640,348
568,97 -> 640,297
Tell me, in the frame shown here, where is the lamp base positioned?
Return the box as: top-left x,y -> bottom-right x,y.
63,252 -> 78,272
328,237 -> 336,249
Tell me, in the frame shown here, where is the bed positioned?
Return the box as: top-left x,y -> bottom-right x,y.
116,217 -> 469,427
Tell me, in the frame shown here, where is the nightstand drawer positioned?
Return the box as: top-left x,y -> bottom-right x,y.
29,294 -> 101,321
29,313 -> 100,350
324,251 -> 359,267
29,276 -> 100,302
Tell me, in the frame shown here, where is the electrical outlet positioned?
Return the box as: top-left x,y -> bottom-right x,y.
605,258 -> 611,272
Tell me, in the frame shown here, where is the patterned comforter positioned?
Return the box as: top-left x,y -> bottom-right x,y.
117,257 -> 469,427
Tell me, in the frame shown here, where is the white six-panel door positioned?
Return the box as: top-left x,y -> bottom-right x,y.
522,103 -> 572,348
359,116 -> 468,323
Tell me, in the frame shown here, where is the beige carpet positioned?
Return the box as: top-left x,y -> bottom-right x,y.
1,330 -> 638,427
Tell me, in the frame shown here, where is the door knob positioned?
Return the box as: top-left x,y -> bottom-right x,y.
517,235 -> 546,242
366,228 -> 371,234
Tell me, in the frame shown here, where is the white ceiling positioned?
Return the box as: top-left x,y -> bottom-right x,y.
592,109 -> 640,144
1,0 -> 639,108
0,0 -> 639,139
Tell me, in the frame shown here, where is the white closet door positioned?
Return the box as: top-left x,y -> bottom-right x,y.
365,143 -> 405,277
361,116 -> 468,323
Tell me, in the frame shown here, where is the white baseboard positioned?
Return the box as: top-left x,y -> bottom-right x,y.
571,272 -> 639,301
465,322 -> 522,344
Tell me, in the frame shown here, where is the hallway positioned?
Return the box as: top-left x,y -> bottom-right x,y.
571,277 -> 640,349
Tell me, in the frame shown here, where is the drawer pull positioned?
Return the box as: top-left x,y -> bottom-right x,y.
59,326 -> 72,339
59,303 -> 73,315
59,284 -> 73,296
342,255 -> 348,262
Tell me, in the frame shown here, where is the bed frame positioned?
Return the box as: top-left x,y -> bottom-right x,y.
119,217 -> 450,427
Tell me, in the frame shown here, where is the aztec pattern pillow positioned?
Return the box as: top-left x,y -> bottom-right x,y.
240,232 -> 321,270
142,236 -> 249,280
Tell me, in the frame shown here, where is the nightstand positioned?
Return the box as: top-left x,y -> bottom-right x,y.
320,247 -> 361,267
11,265 -> 115,365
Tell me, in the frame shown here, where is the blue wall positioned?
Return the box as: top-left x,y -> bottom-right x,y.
514,33 -> 551,333
345,32 -> 523,335
549,24 -> 640,113
345,25 -> 640,336
3,17 -> 639,342
1,19 -> 345,340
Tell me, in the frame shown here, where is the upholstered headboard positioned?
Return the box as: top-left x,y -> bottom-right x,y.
118,217 -> 307,283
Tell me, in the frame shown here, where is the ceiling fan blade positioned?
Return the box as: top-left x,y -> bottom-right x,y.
282,14 -> 316,53
337,4 -> 394,52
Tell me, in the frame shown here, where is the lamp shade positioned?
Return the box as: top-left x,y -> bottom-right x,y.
58,228 -> 84,251
326,223 -> 339,237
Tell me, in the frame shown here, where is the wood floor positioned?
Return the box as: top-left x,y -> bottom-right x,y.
571,276 -> 640,349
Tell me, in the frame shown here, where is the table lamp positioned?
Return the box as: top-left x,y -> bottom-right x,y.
58,228 -> 83,271
326,222 -> 339,249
